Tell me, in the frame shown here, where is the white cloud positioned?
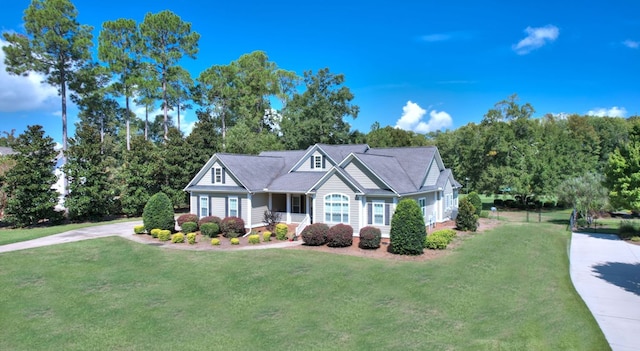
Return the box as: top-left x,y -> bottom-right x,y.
512,25 -> 559,55
587,106 -> 627,117
395,101 -> 453,133
623,40 -> 639,49
421,33 -> 451,42
0,38 -> 59,112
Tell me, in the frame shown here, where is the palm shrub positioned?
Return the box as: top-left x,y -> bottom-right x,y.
275,223 -> 288,240
456,197 -> 478,232
466,191 -> 483,216
143,192 -> 175,233
358,226 -> 381,249
200,222 -> 220,237
389,199 -> 425,255
221,217 -> 246,238
327,224 -> 353,247
176,213 -> 198,228
301,223 -> 329,246
181,221 -> 198,234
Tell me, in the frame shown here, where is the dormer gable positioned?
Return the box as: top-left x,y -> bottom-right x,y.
289,145 -> 335,173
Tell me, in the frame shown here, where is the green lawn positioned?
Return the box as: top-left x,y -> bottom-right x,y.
0,218 -> 140,246
0,221 -> 608,350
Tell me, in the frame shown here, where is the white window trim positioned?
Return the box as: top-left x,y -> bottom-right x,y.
314,155 -> 323,169
372,200 -> 384,226
324,193 -> 349,224
292,195 -> 301,214
213,167 -> 222,184
418,197 -> 427,219
199,196 -> 209,218
228,196 -> 238,217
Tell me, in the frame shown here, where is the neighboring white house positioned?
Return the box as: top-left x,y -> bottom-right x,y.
185,144 -> 461,237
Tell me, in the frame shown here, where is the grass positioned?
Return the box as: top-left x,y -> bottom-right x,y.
0,218 -> 139,246
0,220 -> 608,350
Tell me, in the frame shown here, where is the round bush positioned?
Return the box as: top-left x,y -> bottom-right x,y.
466,192 -> 482,216
171,232 -> 185,243
150,228 -> 161,238
177,213 -> 199,228
456,197 -> 478,232
230,237 -> 240,245
326,224 -> 353,247
198,216 -> 221,227
263,231 -> 272,242
389,199 -> 425,255
275,223 -> 288,240
181,221 -> 198,234
143,192 -> 175,233
187,232 -> 197,244
221,217 -> 246,238
301,223 -> 329,246
358,226 -> 381,249
200,222 -> 220,237
248,234 -> 260,244
158,230 -> 171,242
425,233 -> 449,250
211,238 -> 221,246
133,225 -> 145,234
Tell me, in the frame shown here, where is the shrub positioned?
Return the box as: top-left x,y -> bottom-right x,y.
176,213 -> 198,228
434,228 -> 457,241
181,221 -> 198,234
480,210 -> 490,218
389,199 -> 425,255
301,223 -> 329,246
631,236 -> 640,242
456,197 -> 478,232
326,223 -> 353,247
262,210 -> 281,232
466,192 -> 482,216
200,222 -> 220,237
158,230 -> 171,242
211,238 -> 221,246
358,226 -> 381,249
248,234 -> 260,244
263,231 -> 272,242
198,216 -> 221,227
142,192 -> 175,233
221,216 -> 246,238
275,223 -> 288,240
133,225 -> 146,234
150,228 -> 161,238
230,237 -> 240,245
171,232 -> 185,243
493,199 -> 504,207
576,218 -> 588,228
425,233 -> 449,249
186,232 -> 197,244
618,220 -> 638,240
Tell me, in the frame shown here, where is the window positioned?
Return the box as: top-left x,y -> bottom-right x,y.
418,197 -> 427,218
372,201 -> 384,225
199,196 -> 209,218
324,193 -> 349,224
292,195 -> 301,213
228,197 -> 238,217
213,167 -> 222,184
314,155 -> 323,169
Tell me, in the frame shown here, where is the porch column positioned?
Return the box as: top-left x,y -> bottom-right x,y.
305,195 -> 310,219
286,193 -> 291,224
247,193 -> 252,229
311,194 -> 317,224
268,193 -> 272,210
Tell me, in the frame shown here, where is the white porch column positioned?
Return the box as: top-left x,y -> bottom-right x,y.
247,193 -> 252,229
305,195 -> 310,219
359,196 -> 366,231
286,193 -> 292,224
312,194 -> 317,224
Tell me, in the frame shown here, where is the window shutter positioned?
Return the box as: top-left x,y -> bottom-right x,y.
225,198 -> 229,217
367,203 -> 372,225
310,157 -> 314,169
211,169 -> 215,184
222,168 -> 226,184
385,204 -> 390,225
322,156 -> 326,168
238,198 -> 242,218
197,196 -> 201,217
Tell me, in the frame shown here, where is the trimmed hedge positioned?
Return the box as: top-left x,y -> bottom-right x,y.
187,232 -> 197,244
301,223 -> 329,246
142,192 -> 175,233
248,234 -> 260,244
221,217 -> 246,238
424,229 -> 457,250
230,238 -> 240,245
275,223 -> 288,240
181,221 -> 198,234
200,222 -> 220,237
150,228 -> 161,238
211,238 -> 221,246
176,213 -> 198,228
133,225 -> 145,234
198,216 -> 221,227
263,231 -> 272,242
389,199 -> 425,255
327,223 -> 353,247
358,226 -> 381,249
171,232 -> 185,243
158,230 -> 171,242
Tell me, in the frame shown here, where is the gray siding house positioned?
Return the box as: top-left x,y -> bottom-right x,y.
184,144 -> 461,237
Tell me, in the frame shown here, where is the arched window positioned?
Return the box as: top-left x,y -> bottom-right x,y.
324,193 -> 349,224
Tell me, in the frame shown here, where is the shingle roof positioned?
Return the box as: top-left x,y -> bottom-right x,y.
318,144 -> 369,163
259,149 -> 307,171
365,146 -> 437,188
267,172 -> 325,192
216,154 -> 285,191
353,153 -> 415,194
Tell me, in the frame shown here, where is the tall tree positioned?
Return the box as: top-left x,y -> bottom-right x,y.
195,63 -> 238,150
166,66 -> 194,132
604,125 -> 640,211
558,173 -> 609,220
281,68 -> 359,149
119,136 -> 162,216
2,0 -> 93,155
139,10 -> 199,141
3,125 -> 59,227
98,18 -> 141,151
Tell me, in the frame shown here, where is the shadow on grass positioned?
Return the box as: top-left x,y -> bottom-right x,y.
547,219 -> 570,226
592,262 -> 640,296
576,228 -> 620,236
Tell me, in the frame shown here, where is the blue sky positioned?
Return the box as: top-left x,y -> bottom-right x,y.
1,0 -> 639,145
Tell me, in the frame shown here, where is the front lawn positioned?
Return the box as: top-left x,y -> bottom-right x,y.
0,222 -> 608,350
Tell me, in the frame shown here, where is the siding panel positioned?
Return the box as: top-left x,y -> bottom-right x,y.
316,174 -> 359,232
423,160 -> 440,187
251,193 -> 269,227
344,162 -> 383,189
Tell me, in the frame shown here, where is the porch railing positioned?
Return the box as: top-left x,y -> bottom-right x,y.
295,214 -> 311,236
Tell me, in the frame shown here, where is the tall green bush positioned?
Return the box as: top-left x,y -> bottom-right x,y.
143,192 -> 175,232
456,197 -> 478,232
389,199 -> 425,255
466,192 -> 482,216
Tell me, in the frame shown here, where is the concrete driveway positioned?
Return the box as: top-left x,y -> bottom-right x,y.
570,232 -> 640,351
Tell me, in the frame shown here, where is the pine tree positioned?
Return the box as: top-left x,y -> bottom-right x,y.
456,198 -> 478,232
119,136 -> 162,216
3,125 -> 59,227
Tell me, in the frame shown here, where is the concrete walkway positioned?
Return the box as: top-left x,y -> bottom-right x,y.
0,221 -> 302,254
570,232 -> 640,351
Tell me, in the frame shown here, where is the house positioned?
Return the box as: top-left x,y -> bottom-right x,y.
184,144 -> 461,237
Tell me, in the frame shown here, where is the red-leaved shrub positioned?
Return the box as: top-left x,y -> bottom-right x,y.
198,216 -> 221,228
176,213 -> 199,228
301,223 -> 329,246
327,223 -> 353,247
221,216 -> 246,238
358,226 -> 381,249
